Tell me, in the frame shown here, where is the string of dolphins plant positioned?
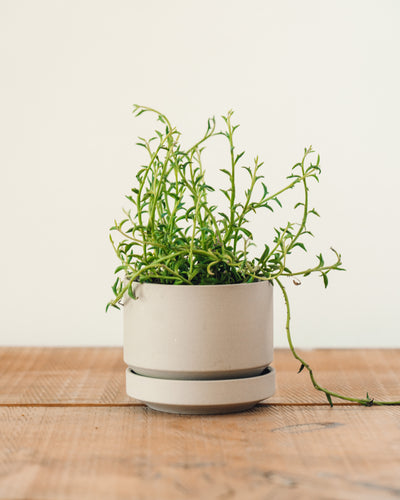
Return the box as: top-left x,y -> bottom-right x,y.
107,104 -> 400,407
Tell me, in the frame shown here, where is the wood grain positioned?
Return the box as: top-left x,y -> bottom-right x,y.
0,347 -> 127,405
0,347 -> 398,405
0,348 -> 399,499
1,405 -> 399,500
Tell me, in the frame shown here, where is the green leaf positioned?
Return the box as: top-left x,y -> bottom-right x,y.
322,273 -> 329,288
220,189 -> 230,200
259,244 -> 270,261
365,392 -> 374,406
238,227 -> 253,238
261,182 -> 269,199
242,166 -> 252,177
114,265 -> 127,274
234,151 -> 245,164
218,212 -> 230,222
262,203 -> 274,212
326,393 -> 333,407
185,206 -> 195,219
106,302 -> 120,312
297,363 -> 305,374
293,242 -> 307,252
273,197 -> 282,208
128,284 -> 136,300
111,278 -> 119,295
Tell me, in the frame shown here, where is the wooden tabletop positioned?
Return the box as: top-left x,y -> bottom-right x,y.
0,348 -> 399,499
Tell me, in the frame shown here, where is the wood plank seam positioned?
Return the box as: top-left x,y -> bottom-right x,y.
0,402 -> 370,407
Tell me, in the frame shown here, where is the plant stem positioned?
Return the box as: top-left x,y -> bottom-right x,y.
222,111 -> 237,245
233,157 -> 259,254
110,250 -> 188,306
275,277 -> 400,406
188,183 -> 202,279
136,130 -> 176,256
227,113 -> 236,232
147,135 -> 178,235
287,148 -> 311,252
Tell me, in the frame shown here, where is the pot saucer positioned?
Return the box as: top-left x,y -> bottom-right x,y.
126,366 -> 275,415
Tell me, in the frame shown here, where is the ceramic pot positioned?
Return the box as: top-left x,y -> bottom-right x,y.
124,281 -> 275,414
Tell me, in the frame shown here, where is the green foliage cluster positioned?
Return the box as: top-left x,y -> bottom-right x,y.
107,105 -> 342,310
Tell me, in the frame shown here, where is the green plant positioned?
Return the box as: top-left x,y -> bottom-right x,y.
108,105 -> 399,407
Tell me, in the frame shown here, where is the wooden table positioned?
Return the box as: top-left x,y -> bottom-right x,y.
0,348 -> 399,499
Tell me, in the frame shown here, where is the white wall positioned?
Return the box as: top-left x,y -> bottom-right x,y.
1,0 -> 399,347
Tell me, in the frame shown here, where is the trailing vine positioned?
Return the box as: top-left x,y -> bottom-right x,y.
108,105 -> 399,407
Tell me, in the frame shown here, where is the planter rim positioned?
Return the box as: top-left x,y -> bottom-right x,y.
127,280 -> 272,290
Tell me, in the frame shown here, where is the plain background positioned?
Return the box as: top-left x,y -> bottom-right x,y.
1,0 -> 399,347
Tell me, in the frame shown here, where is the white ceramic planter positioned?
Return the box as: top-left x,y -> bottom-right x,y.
124,281 -> 275,414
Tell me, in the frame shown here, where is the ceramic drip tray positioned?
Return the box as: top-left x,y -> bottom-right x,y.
126,366 -> 275,415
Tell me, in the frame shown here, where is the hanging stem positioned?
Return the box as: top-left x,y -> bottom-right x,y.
275,277 -> 400,406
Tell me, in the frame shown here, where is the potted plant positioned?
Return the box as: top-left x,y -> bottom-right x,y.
107,105 -> 398,413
